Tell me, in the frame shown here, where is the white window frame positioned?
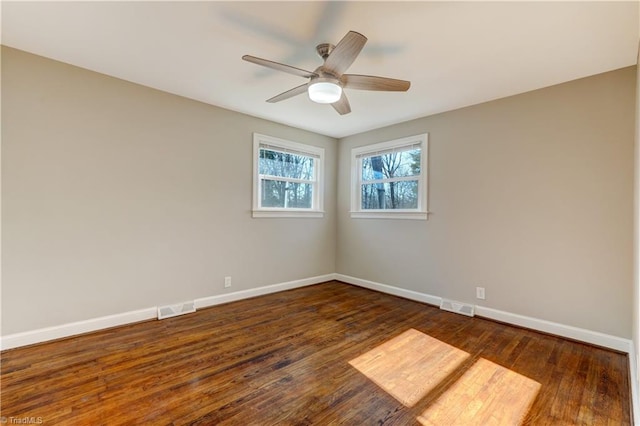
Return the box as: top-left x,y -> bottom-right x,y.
350,133 -> 429,220
253,133 -> 324,218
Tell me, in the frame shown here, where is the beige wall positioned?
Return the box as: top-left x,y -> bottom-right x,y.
337,67 -> 636,338
2,45 -> 636,341
1,46 -> 337,334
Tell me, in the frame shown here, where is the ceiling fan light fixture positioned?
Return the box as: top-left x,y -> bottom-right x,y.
308,81 -> 342,104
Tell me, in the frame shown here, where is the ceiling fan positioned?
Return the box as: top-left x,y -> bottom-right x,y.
242,31 -> 410,115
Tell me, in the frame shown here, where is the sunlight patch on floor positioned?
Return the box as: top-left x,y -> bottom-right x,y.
417,358 -> 541,425
349,328 -> 470,407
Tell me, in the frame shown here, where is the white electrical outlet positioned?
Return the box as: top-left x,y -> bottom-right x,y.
476,287 -> 485,300
224,276 -> 232,288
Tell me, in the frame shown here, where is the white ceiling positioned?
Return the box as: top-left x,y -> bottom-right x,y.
2,1 -> 638,138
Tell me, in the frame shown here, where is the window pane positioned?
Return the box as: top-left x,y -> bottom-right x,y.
259,149 -> 315,180
361,180 -> 419,209
261,179 -> 313,209
362,149 -> 421,181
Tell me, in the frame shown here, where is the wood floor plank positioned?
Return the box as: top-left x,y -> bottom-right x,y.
1,281 -> 631,425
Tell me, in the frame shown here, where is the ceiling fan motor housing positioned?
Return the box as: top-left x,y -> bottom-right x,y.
316,43 -> 335,60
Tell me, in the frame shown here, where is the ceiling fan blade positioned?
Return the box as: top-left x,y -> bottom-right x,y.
323,31 -> 367,76
242,55 -> 318,79
331,92 -> 351,115
342,74 -> 411,91
266,84 -> 309,103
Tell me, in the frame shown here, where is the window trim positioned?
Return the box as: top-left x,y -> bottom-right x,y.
350,133 -> 429,220
253,133 -> 324,218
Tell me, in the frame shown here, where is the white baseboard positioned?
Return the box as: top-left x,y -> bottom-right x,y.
0,273 -> 335,351
1,272 -> 633,355
335,273 -> 632,353
195,273 -> 336,309
475,305 -> 632,353
334,274 -> 441,306
0,307 -> 157,351
629,345 -> 640,425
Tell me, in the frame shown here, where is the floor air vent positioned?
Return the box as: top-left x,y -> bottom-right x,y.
157,301 -> 196,320
440,299 -> 475,317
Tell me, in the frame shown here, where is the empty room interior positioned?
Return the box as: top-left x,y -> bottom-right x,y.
2,1 -> 640,424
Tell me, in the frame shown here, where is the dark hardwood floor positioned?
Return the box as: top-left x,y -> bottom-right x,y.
1,281 -> 631,425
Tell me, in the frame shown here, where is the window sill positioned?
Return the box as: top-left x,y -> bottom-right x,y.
253,210 -> 324,219
350,211 -> 429,220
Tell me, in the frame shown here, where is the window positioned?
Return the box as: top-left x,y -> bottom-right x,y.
351,134 -> 428,220
253,133 -> 324,218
